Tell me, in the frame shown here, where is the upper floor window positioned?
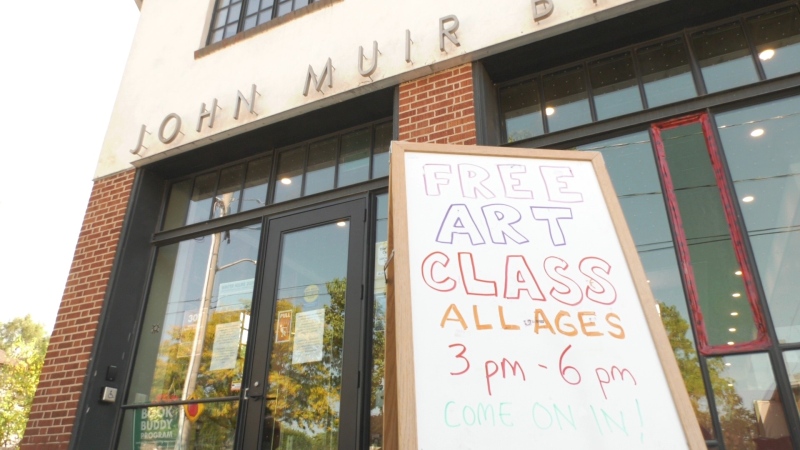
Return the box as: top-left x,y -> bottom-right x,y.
162,120 -> 392,230
499,3 -> 800,143
208,0 -> 317,44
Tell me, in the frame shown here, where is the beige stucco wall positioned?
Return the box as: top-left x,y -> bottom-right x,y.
96,0 -> 666,179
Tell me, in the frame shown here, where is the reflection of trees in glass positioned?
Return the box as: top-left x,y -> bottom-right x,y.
148,310 -> 246,448
268,278 -> 347,449
369,296 -> 386,443
659,303 -> 756,448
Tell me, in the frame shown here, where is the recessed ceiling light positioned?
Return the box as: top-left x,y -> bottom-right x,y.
729,328 -> 737,332
337,221 -> 347,227
742,195 -> 755,203
280,177 -> 292,185
730,311 -> 739,317
735,270 -> 742,276
732,293 -> 741,298
727,341 -> 735,346
750,128 -> 765,137
545,107 -> 555,116
759,49 -> 775,61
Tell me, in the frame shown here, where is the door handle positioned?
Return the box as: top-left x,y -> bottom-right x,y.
245,381 -> 264,400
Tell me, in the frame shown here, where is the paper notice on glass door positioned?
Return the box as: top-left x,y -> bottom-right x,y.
209,321 -> 241,371
292,309 -> 325,364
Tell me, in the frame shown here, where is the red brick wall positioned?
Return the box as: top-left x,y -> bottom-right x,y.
21,169 -> 135,450
398,64 -> 477,145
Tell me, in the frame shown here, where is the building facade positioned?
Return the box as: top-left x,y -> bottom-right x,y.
20,0 -> 800,448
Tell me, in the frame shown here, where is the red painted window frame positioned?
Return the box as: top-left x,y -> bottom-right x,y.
650,113 -> 770,356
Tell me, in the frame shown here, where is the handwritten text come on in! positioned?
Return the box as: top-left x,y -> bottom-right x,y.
415,161 -> 644,440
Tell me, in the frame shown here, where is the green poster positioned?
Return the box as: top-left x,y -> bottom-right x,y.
133,405 -> 180,449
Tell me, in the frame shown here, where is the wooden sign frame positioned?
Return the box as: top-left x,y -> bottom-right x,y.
384,141 -> 705,449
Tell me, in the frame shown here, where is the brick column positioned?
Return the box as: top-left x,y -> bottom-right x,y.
398,64 -> 476,145
21,169 -> 135,450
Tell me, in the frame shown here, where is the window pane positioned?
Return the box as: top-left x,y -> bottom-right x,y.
637,37 -> 696,108
243,15 -> 257,31
717,96 -> 800,343
747,7 -> 800,79
305,138 -> 337,196
660,123 -> 757,348
117,401 -> 240,450
372,122 -> 392,179
708,353 -> 791,450
338,128 -> 370,187
163,179 -> 192,230
126,225 -> 261,406
186,172 -> 217,225
578,133 -> 715,438
245,0 -> 260,16
257,8 -> 273,25
369,193 -> 388,449
214,164 -> 245,218
211,28 -> 225,44
499,79 -> 543,142
277,0 -> 293,17
266,222 -> 350,449
274,147 -> 305,203
241,156 -> 271,212
228,2 -> 242,23
224,23 -> 238,39
691,22 -> 759,93
543,66 -> 591,132
589,52 -> 642,120
782,350 -> 800,418
215,7 -> 230,28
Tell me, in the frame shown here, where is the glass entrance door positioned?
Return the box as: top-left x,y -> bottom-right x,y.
241,200 -> 366,449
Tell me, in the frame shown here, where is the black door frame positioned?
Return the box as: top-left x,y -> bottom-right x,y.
239,198 -> 368,449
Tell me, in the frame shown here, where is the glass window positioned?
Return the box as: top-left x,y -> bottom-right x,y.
637,37 -> 696,108
499,79 -> 543,142
160,121 -> 390,230
716,95 -> 800,343
338,128 -> 371,187
121,224 -> 261,449
214,164 -> 246,218
209,0 -> 317,45
588,52 -> 642,120
163,179 -> 193,231
274,147 -> 305,203
186,172 -> 218,225
543,65 -> 592,132
372,122 -> 392,179
305,138 -> 337,196
578,133 -> 715,438
708,353 -> 791,450
657,122 -> 759,349
782,350 -> 800,418
747,6 -> 800,80
241,155 -> 272,212
369,193 -> 388,449
691,22 -> 760,93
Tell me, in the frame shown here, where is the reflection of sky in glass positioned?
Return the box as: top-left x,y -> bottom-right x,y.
717,96 -> 800,343
277,221 -> 350,311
